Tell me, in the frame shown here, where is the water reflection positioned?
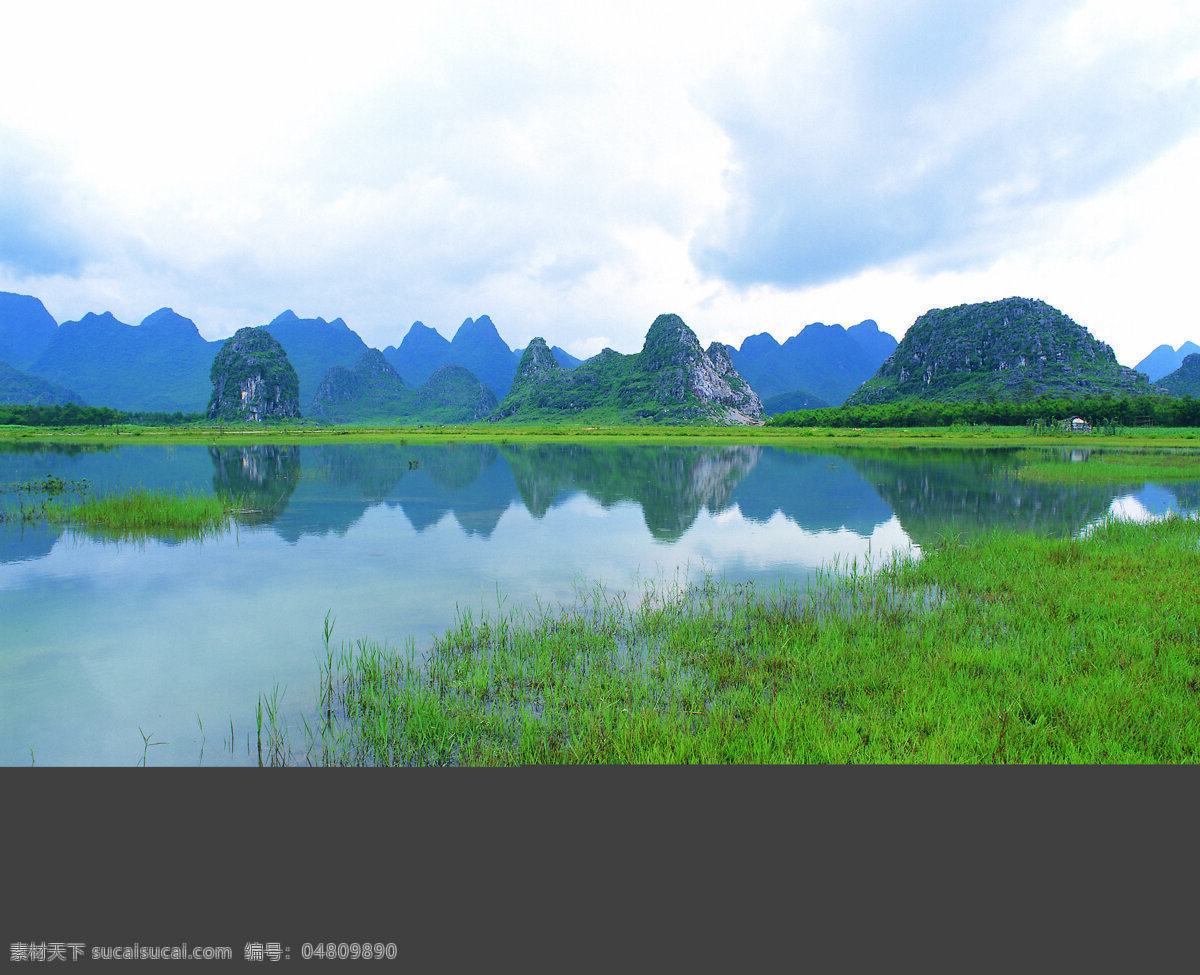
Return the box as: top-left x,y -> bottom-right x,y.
841,447 -> 1131,546
3,441 -> 1200,561
210,445 -> 300,525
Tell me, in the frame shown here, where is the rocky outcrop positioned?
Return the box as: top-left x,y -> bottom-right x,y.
845,297 -> 1159,405
207,327 -> 301,422
704,340 -> 764,422
492,314 -> 764,425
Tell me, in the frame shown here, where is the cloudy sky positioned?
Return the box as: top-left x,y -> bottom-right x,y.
1,0 -> 1197,365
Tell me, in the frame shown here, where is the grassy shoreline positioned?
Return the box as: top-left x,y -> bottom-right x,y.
2,421 -> 1200,449
265,514 -> 1200,765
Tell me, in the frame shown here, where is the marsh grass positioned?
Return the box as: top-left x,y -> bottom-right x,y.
1013,447 -> 1200,483
261,515 -> 1200,764
4,423 -> 1200,449
42,486 -> 242,543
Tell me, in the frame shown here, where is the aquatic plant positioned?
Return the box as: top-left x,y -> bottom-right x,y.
42,486 -> 244,543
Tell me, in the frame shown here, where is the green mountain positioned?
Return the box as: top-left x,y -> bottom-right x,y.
207,328 -> 301,422
1158,354 -> 1200,397
491,314 -> 763,425
310,352 -> 498,424
762,390 -> 830,414
513,343 -> 582,369
261,311 -> 370,408
845,297 -> 1158,406
310,349 -> 415,422
0,360 -> 84,406
0,292 -> 59,370
415,364 -> 499,422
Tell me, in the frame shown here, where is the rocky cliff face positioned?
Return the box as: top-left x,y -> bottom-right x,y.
207,327 -> 301,421
493,315 -> 764,424
846,297 -> 1157,405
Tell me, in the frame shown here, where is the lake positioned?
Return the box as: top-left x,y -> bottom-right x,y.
2,440 -> 1196,765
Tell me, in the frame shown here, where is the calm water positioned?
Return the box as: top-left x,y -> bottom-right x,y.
2,440 -> 1196,766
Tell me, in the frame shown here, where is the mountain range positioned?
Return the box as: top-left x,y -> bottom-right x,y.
3,288 -> 1192,423
309,351 -> 499,424
0,290 -> 900,417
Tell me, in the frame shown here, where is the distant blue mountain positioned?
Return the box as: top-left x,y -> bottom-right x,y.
26,308 -> 222,411
384,316 -> 538,400
726,320 -> 898,405
1135,341 -> 1200,382
383,322 -> 451,386
0,291 -> 60,371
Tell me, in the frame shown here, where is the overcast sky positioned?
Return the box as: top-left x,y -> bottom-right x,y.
2,0 -> 1198,365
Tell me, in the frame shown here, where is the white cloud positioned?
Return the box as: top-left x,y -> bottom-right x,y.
1,0 -> 1198,365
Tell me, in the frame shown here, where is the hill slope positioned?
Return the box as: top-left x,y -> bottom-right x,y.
0,360 -> 85,406
845,297 -> 1157,406
1158,354 -> 1200,397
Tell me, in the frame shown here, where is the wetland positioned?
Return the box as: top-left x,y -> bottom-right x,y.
2,434 -> 1197,764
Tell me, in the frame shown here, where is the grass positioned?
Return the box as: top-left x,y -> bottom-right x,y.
1,481 -> 245,543
2,422 -> 1200,449
1012,447 -> 1200,483
263,514 -> 1200,765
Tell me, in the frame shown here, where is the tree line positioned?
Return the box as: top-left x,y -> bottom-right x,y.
766,395 -> 1200,429
0,404 -> 202,427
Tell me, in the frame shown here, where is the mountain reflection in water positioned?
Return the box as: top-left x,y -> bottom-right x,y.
3,442 -> 1199,562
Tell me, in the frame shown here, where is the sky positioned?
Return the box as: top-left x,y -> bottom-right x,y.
1,0 -> 1198,366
